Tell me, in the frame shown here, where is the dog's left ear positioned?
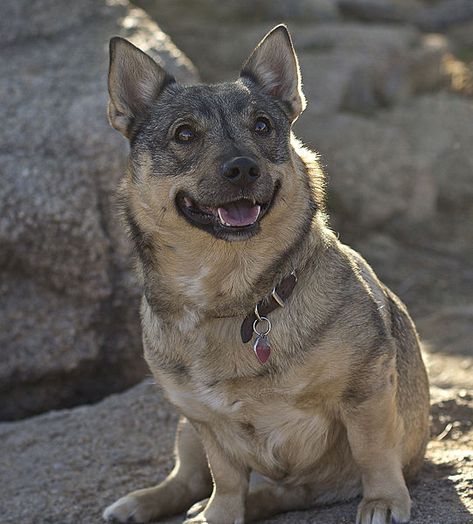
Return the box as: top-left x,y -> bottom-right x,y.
240,24 -> 306,121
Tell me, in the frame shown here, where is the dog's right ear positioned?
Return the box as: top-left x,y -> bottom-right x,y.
108,37 -> 174,138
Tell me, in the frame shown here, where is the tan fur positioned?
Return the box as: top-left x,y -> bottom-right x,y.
103,26 -> 429,524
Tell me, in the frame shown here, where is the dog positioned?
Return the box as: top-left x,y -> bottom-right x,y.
102,25 -> 429,524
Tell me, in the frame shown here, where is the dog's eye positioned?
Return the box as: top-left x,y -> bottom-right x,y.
254,117 -> 271,135
175,125 -> 195,143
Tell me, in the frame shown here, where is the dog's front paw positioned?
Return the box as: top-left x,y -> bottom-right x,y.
356,497 -> 411,524
183,514 -> 209,524
103,494 -> 149,523
183,511 -> 244,524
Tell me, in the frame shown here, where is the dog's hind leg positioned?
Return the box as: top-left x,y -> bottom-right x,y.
103,416 -> 212,523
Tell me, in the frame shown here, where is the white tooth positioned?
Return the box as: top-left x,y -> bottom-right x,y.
217,208 -> 232,227
217,206 -> 262,227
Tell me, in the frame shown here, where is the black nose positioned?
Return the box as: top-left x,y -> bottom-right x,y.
221,156 -> 260,187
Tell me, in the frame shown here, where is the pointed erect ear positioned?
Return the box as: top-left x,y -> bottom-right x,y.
240,25 -> 306,121
108,37 -> 174,138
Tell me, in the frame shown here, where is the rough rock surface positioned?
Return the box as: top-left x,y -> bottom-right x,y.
1,363 -> 471,524
0,0 -> 199,420
301,93 -> 473,234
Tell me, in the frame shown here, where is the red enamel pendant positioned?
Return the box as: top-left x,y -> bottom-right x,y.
253,335 -> 271,364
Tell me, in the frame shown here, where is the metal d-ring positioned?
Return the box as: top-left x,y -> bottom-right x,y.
254,304 -> 262,322
253,316 -> 271,337
271,287 -> 285,308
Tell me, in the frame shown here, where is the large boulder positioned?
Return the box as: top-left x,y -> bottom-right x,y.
0,0 -> 199,420
299,94 -> 473,239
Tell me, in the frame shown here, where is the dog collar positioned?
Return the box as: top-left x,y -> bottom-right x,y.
240,270 -> 297,363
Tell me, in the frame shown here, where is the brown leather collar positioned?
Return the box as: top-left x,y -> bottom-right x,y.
240,271 -> 297,343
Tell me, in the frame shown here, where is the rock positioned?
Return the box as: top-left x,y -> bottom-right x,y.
0,0 -> 199,420
447,18 -> 473,50
0,380 -> 472,524
351,232 -> 473,318
133,0 -> 339,82
0,381 -> 179,524
294,23 -> 420,115
388,95 -> 473,219
145,12 -> 447,113
295,23 -> 451,115
298,111 -> 431,231
235,0 -> 340,22
337,0 -> 414,24
409,34 -> 451,94
298,94 -> 473,238
427,353 -> 473,392
338,0 -> 473,33
136,0 -> 339,26
418,307 -> 473,357
415,0 -> 473,33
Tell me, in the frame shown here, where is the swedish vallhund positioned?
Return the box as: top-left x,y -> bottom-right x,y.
103,24 -> 429,524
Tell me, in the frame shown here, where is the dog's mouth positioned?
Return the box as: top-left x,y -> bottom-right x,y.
183,198 -> 262,227
176,187 -> 278,240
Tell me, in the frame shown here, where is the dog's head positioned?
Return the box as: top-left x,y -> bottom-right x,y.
108,25 -> 321,256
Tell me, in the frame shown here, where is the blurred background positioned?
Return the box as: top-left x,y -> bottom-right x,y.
0,1 -> 472,522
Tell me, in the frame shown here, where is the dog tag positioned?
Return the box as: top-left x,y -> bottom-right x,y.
253,335 -> 271,364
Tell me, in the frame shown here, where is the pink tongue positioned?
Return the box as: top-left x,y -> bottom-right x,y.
217,201 -> 261,227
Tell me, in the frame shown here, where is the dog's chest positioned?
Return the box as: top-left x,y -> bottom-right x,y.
142,300 -> 333,479
163,378 -> 241,419
162,373 -> 331,480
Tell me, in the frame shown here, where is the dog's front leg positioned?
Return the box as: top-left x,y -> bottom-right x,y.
185,424 -> 249,524
343,381 -> 411,524
103,417 -> 212,523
